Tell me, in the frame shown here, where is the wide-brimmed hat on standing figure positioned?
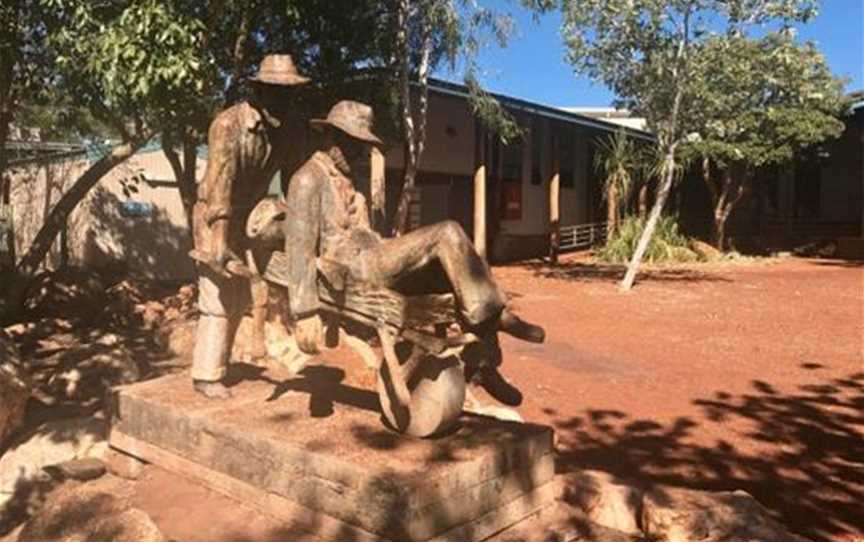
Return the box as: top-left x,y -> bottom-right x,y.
249,54 -> 310,86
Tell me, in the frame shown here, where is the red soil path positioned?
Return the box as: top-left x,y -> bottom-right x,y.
490,255 -> 863,542
58,256 -> 858,542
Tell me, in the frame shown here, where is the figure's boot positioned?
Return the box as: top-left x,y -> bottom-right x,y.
498,310 -> 545,343
193,380 -> 233,399
463,332 -> 523,407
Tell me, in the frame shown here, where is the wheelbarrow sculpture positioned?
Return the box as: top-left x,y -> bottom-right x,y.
191,100 -> 544,438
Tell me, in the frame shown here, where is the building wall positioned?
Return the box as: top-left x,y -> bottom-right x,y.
385,92 -> 477,176
9,148 -> 206,281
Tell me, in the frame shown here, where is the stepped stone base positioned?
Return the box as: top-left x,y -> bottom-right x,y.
108,367 -> 556,541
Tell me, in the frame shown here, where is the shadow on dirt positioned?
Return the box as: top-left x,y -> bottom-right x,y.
518,259 -> 733,285
548,372 -> 864,542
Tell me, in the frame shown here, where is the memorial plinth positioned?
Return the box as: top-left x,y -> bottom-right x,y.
108,367 -> 556,541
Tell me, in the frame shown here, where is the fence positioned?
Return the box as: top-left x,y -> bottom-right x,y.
559,222 -> 608,251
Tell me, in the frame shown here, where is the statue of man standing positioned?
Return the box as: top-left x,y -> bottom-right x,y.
192,54 -> 310,399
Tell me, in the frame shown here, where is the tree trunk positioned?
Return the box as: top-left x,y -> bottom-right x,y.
224,9 -> 251,106
370,146 -> 386,234
606,182 -> 618,235
10,138 -> 148,309
620,145 -> 677,291
391,0 -> 415,236
162,131 -> 197,233
619,12 -> 689,292
638,183 -> 648,218
714,215 -> 726,249
711,166 -> 747,250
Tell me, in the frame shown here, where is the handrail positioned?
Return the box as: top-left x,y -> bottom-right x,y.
559,222 -> 608,250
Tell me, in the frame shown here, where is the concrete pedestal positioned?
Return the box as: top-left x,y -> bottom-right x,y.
108,366 -> 556,541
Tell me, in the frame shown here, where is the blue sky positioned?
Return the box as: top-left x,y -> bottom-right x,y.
439,0 -> 863,108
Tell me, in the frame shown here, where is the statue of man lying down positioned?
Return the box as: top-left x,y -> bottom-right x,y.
253,100 -> 545,406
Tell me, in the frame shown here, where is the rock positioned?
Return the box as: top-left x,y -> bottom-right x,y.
43,458 -> 106,482
642,487 -> 810,542
102,448 -> 146,481
0,332 -> 30,447
155,319 -> 196,359
16,480 -> 167,542
23,269 -> 105,320
43,343 -> 140,402
0,416 -> 108,519
689,239 -> 722,261
559,470 -> 642,535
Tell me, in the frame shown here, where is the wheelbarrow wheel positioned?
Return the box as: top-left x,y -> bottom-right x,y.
377,353 -> 466,438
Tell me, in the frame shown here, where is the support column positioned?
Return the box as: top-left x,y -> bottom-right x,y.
474,125 -> 487,258
370,147 -> 386,234
549,129 -> 561,264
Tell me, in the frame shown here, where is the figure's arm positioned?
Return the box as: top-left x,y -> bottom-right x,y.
197,115 -> 238,270
284,170 -> 321,318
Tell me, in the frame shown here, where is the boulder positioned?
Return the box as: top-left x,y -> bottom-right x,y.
43,458 -> 106,482
0,416 -> 108,520
559,470 -> 642,535
23,269 -> 105,320
16,480 -> 166,542
154,319 -> 197,360
0,332 -> 30,447
642,487 -> 810,542
102,448 -> 146,481
43,343 -> 140,402
689,239 -> 722,261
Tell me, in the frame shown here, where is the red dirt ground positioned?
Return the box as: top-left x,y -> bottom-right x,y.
489,255 -> 863,542
13,256 -> 856,542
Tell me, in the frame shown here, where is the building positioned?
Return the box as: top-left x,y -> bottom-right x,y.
381,79 -> 652,261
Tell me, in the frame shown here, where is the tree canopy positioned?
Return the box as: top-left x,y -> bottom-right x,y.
683,30 -> 846,247
526,0 -> 827,289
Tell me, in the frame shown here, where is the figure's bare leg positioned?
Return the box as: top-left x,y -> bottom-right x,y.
354,221 -> 504,326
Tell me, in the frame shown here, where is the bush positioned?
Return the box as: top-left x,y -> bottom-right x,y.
597,216 -> 699,264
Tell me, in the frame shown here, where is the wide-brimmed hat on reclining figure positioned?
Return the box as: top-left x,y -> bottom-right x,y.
310,100 -> 383,146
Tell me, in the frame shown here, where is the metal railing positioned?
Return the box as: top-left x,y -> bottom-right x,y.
559,221 -> 608,251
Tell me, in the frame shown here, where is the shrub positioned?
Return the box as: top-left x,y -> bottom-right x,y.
597,216 -> 699,264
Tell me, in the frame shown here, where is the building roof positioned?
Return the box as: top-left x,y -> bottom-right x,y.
426,78 -> 655,142
5,140 -> 87,166
849,90 -> 863,112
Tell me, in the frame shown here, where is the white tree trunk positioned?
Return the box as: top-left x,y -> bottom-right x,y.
620,147 -> 677,291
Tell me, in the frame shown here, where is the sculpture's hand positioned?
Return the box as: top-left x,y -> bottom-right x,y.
295,314 -> 323,355
208,245 -> 239,278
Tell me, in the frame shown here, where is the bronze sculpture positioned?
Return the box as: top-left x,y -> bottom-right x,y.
191,54 -> 310,399
283,101 -> 545,406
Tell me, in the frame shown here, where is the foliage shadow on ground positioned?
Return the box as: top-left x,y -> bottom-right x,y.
548,372 -> 864,542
